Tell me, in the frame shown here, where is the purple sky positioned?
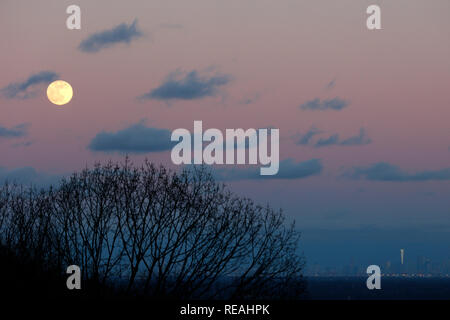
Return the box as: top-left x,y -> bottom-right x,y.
1,0 -> 449,267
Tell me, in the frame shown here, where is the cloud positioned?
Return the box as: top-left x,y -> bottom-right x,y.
239,93 -> 260,105
210,158 -> 323,181
1,71 -> 59,99
0,166 -> 61,187
325,79 -> 336,90
295,127 -> 322,145
88,122 -> 173,153
0,123 -> 29,138
316,128 -> 371,147
300,97 -> 349,111
346,162 -> 450,182
315,134 -> 340,147
339,128 -> 372,146
296,128 -> 371,148
140,70 -> 231,101
79,20 -> 142,53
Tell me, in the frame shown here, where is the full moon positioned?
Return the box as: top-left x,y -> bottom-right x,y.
47,80 -> 73,105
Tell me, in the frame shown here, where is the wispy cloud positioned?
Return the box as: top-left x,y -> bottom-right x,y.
79,20 -> 142,53
0,123 -> 29,138
210,158 -> 323,181
88,122 -> 173,153
295,128 -> 371,148
140,70 -> 231,101
346,162 -> 450,182
1,71 -> 59,99
315,134 -> 340,147
300,97 -> 349,111
239,93 -> 260,105
339,128 -> 372,146
325,78 -> 336,90
295,127 -> 322,145
316,128 -> 371,147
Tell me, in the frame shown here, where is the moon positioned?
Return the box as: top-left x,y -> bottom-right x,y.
47,80 -> 73,105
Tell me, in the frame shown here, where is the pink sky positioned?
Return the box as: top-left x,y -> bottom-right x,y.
1,0 -> 449,229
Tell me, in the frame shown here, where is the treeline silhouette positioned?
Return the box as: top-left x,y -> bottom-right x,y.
0,160 -> 305,299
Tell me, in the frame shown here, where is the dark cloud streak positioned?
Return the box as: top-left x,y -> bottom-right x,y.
140,70 -> 231,101
300,97 -> 349,111
347,162 -> 450,182
1,71 -> 59,99
88,122 -> 173,153
79,20 -> 142,53
295,127 -> 322,145
0,123 -> 29,138
296,128 -> 371,148
315,128 -> 371,147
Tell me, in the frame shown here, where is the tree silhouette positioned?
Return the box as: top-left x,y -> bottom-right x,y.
0,159 -> 305,299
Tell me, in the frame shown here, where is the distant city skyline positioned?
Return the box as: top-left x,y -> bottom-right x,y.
305,253 -> 450,277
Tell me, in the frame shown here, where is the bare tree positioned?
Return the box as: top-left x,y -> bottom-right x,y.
0,160 -> 306,299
